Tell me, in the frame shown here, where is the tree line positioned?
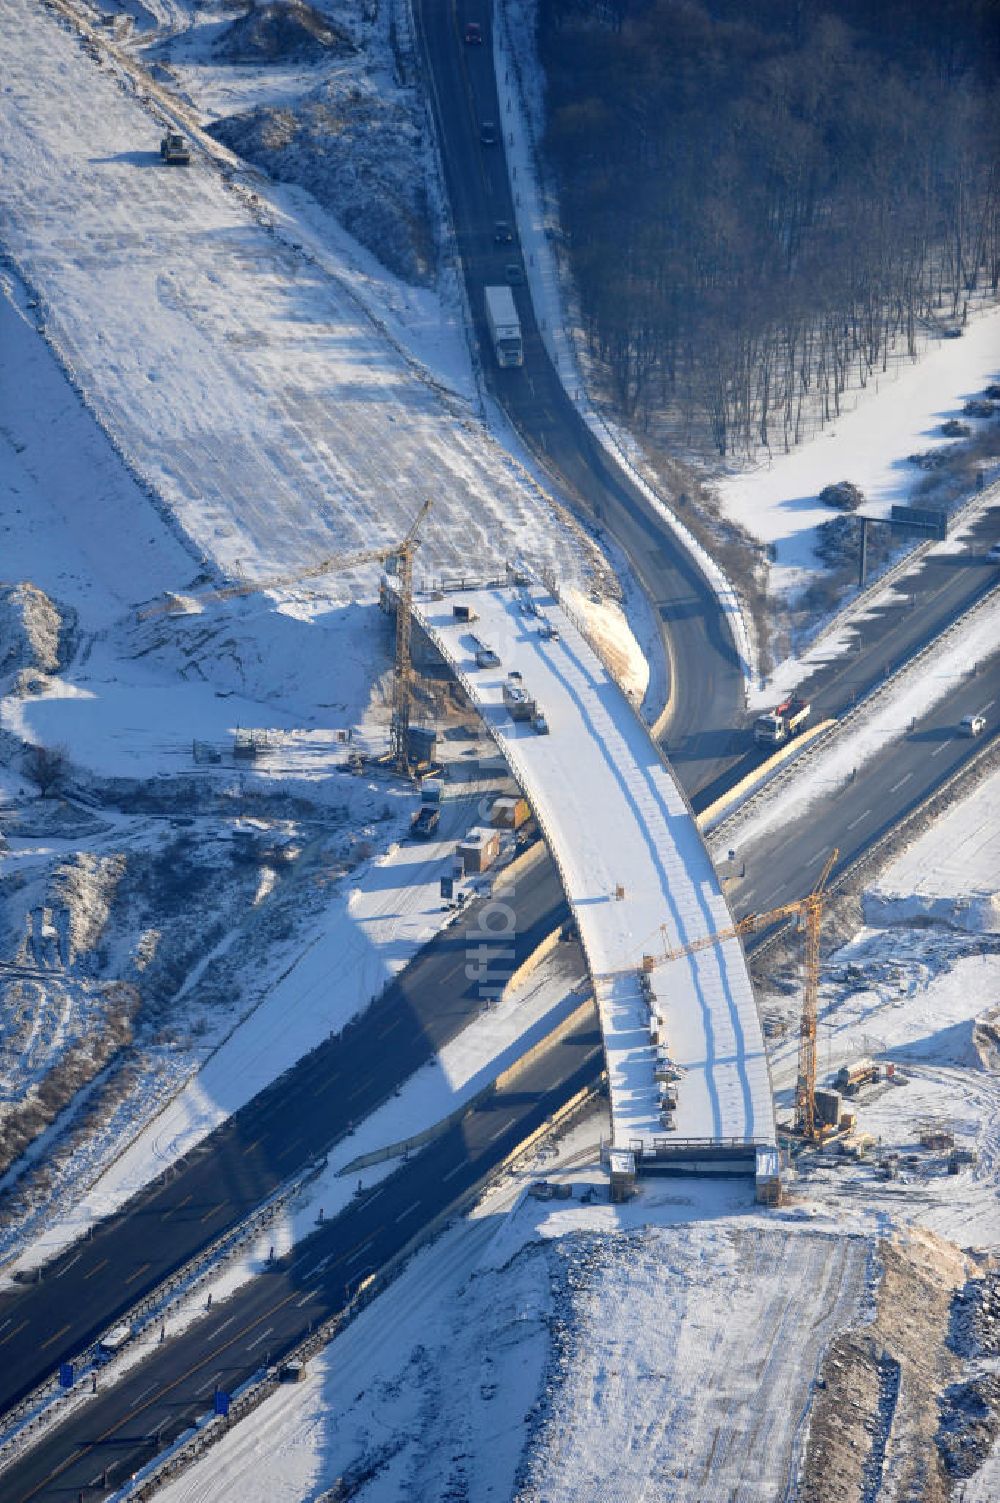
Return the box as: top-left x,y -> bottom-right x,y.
537,0 -> 1000,457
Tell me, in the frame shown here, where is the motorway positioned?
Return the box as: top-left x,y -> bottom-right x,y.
0,849 -> 567,1419
2,6 -> 999,1496
727,657 -> 1000,919
0,1008 -> 602,1503
413,0 -> 748,800
413,0 -> 1000,810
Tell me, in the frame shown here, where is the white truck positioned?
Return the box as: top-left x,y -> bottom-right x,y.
753,695 -> 811,747
484,284 -> 523,369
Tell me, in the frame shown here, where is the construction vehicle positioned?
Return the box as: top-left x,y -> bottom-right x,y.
141,499 -> 432,778
834,1057 -> 882,1095
502,671 -> 535,722
410,805 -> 441,839
160,132 -> 191,165
469,634 -> 500,669
753,695 -> 811,747
627,848 -> 839,1142
531,709 -> 550,735
484,285 -> 523,368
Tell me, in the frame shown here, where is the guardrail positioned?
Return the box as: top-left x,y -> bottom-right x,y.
119,1077 -> 602,1501
708,577 -> 1000,850
805,474 -> 1000,660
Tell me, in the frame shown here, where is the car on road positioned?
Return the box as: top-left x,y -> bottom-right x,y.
464,21 -> 482,43
959,713 -> 986,736
505,262 -> 524,284
480,120 -> 498,146
494,219 -> 514,244
987,542 -> 1000,562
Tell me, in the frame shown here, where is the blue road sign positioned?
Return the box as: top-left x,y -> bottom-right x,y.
214,1389 -> 231,1417
58,1363 -> 74,1389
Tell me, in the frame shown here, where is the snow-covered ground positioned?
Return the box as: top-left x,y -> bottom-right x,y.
419,587 -> 774,1159
150,760 -> 1000,1503
714,308 -> 1000,599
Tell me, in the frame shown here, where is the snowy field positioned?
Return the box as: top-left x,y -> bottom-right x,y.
714,308 -> 1000,598
0,0 -> 595,601
418,587 -> 774,1160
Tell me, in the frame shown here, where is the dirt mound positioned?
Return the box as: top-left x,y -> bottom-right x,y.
799,1228 -> 976,1503
0,581 -> 63,689
213,1 -> 354,64
209,80 -> 434,283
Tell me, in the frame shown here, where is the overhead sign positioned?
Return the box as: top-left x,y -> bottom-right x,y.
890,504 -> 948,539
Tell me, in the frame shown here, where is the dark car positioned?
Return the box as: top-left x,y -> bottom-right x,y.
494,219 -> 514,244
464,21 -> 482,43
480,120 -> 498,146
505,262 -> 524,284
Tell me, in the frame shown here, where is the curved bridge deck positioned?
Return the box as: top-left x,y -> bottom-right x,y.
417,585 -> 776,1176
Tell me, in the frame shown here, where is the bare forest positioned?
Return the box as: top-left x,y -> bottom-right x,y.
537,0 -> 1000,458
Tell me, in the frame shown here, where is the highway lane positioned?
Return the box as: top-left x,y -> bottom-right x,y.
0,1009 -> 603,1503
0,848 -> 568,1418
693,540 -> 1000,813
727,657 -> 1000,921
413,0 -> 747,800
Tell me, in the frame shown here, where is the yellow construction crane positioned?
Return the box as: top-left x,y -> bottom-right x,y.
140,498 -> 432,778
635,848 -> 839,1141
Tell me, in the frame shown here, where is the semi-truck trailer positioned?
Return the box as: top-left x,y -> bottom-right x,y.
484,284 -> 523,368
753,695 -> 811,747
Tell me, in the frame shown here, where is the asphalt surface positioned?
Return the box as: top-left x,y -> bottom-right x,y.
0,847 -> 567,1419
0,1007 -> 603,1503
693,536 -> 1000,813
413,0 -> 747,800
727,658 -> 1000,920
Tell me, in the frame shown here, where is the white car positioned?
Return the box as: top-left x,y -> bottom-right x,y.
960,713 -> 986,736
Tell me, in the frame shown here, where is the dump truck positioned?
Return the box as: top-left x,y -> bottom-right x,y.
753,695 -> 811,747
484,284 -> 523,368
160,132 -> 191,165
502,671 -> 535,721
410,806 -> 441,840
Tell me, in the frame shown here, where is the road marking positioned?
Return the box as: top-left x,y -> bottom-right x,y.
931,739 -> 952,757
55,1252 -> 83,1279
889,772 -> 913,792
394,1201 -> 420,1224
0,1319 -> 29,1348
377,1017 -> 402,1038
0,1319 -> 10,1335
363,1187 -> 385,1207
312,1078 -> 335,1096
242,1138 -> 262,1156
125,1261 -> 151,1286
83,1257 -> 109,1280
199,1202 -> 224,1223
296,1289 -> 319,1307
16,1291 -> 305,1502
205,1316 -> 236,1343
846,809 -> 871,832
275,1140 -> 301,1160
488,1122 -> 511,1143
301,1255 -> 331,1280
162,1192 -> 192,1220
344,1238 -> 374,1267
194,1369 -> 225,1397
245,1325 -> 273,1352
132,1381 -> 159,1406
39,1323 -> 71,1352
442,1163 -> 465,1182
347,1082 -> 370,1101
806,850 -> 827,866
